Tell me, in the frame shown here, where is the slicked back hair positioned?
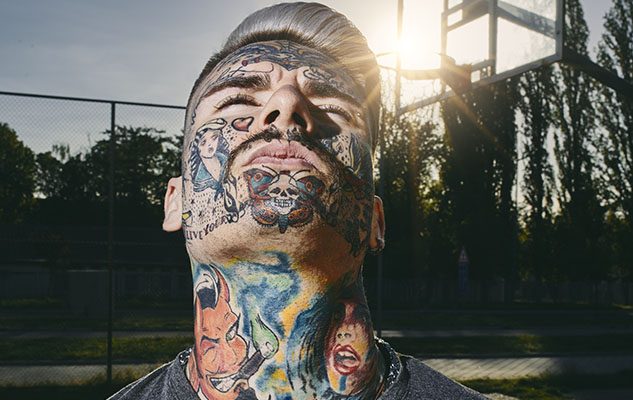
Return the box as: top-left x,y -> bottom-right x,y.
186,2 -> 381,150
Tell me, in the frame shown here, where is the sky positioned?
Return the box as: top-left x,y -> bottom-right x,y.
0,0 -> 613,107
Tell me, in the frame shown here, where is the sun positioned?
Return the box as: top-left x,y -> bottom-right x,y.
397,37 -> 441,71
366,0 -> 443,72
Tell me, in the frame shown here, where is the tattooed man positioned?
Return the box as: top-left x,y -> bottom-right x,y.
109,3 -> 488,400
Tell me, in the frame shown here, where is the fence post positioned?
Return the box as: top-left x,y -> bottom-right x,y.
107,102 -> 115,385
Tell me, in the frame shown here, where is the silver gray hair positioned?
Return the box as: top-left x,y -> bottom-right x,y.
186,2 -> 380,149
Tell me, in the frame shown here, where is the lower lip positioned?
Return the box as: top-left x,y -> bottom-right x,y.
334,360 -> 360,375
248,156 -> 314,169
333,352 -> 360,375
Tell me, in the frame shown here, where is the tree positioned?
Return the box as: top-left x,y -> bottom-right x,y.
518,66 -> 556,281
35,144 -> 68,199
31,126 -> 182,226
0,123 -> 36,223
87,126 -> 181,207
440,79 -> 519,282
378,108 -> 444,280
597,0 -> 633,277
551,0 -> 605,280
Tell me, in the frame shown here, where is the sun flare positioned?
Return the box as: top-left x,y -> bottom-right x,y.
367,0 -> 443,72
396,38 -> 440,71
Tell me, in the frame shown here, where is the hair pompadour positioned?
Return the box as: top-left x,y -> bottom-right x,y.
186,2 -> 381,149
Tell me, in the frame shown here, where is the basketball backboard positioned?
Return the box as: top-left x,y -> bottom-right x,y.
396,0 -> 563,115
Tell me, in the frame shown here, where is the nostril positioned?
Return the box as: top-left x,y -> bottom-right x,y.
292,112 -> 307,129
265,110 -> 280,125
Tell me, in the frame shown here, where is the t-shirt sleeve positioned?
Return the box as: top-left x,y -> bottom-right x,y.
106,350 -> 198,400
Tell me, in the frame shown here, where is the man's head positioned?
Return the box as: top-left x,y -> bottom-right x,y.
186,2 -> 381,148
163,2 -> 385,272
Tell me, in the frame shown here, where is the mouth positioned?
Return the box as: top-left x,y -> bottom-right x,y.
242,140 -> 325,172
208,372 -> 240,393
332,344 -> 361,375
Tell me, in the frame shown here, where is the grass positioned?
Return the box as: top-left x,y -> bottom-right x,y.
461,370 -> 633,400
387,334 -> 633,356
378,308 -> 633,330
0,315 -> 193,331
0,337 -> 192,363
0,297 -> 65,309
3,298 -> 632,332
2,334 -> 631,363
0,369 -> 144,400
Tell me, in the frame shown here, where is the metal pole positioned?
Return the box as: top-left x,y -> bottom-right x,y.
489,0 -> 498,76
562,47 -> 633,101
107,102 -> 115,385
395,0 -> 404,111
377,0 -> 403,338
376,127 -> 386,338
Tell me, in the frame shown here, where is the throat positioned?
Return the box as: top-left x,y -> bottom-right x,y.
185,253 -> 385,400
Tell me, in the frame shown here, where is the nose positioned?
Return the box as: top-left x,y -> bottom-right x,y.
212,344 -> 239,373
256,85 -> 314,134
336,325 -> 356,342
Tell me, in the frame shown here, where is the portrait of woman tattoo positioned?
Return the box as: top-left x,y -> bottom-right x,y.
189,118 -> 230,198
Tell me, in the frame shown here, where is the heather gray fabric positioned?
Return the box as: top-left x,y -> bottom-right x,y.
380,356 -> 490,399
107,349 -> 196,400
107,346 -> 489,399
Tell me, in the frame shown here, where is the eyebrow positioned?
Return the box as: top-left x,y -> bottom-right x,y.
303,80 -> 362,107
200,74 -> 271,101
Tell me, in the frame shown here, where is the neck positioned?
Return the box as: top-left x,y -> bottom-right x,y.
185,251 -> 385,400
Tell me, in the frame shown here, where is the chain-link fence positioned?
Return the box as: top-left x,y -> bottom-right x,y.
0,91 -> 191,389
2,91 -> 633,396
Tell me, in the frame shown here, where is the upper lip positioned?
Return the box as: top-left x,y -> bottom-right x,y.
241,140 -> 326,172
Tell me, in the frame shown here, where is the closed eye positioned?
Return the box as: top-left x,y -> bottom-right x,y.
316,104 -> 352,122
215,94 -> 259,110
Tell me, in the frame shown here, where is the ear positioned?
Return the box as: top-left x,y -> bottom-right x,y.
369,195 -> 385,249
163,176 -> 183,232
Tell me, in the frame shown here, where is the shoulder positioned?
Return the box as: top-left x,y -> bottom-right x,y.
107,349 -> 197,400
381,355 -> 490,400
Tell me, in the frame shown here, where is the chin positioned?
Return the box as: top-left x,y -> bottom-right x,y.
187,216 -> 362,271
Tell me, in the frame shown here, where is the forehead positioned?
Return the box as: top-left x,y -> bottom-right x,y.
190,40 -> 364,110
216,40 -> 338,74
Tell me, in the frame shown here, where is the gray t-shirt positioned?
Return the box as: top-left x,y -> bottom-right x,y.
108,346 -> 488,399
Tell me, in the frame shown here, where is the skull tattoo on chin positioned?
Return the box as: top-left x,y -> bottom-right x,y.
243,167 -> 325,233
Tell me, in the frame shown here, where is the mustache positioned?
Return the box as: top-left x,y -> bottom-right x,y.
222,125 -> 344,179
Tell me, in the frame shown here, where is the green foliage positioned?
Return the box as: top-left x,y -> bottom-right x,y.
596,0 -> 633,278
439,79 -> 519,281
0,123 -> 36,223
377,109 -> 445,279
550,0 -> 606,281
27,125 -> 182,226
86,126 -> 181,206
388,334 -> 633,356
518,65 -> 556,281
0,337 -> 192,363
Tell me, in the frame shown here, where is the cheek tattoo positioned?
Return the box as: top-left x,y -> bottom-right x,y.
183,39 -> 375,262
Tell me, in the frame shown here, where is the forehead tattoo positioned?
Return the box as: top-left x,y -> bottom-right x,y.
190,41 -> 365,126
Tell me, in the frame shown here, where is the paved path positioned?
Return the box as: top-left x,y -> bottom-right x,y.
570,389 -> 633,400
1,355 -> 632,386
0,363 -> 162,385
421,355 -> 633,380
